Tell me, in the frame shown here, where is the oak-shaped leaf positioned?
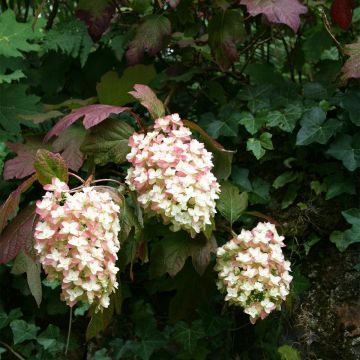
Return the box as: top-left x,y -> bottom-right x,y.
129,84 -> 165,119
44,104 -> 129,141
342,38 -> 360,80
33,149 -> 68,185
81,119 -> 134,165
76,0 -> 116,41
126,15 -> 171,64
217,181 -> 248,225
208,9 -> 245,71
240,0 -> 307,32
0,204 -> 37,264
0,174 -> 37,234
11,250 -> 42,307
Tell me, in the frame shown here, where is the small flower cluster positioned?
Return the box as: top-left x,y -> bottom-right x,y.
215,222 -> 292,324
34,178 -> 121,311
126,113 -> 220,237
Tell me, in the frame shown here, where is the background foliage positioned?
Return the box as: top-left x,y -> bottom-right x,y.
1,0 -> 360,358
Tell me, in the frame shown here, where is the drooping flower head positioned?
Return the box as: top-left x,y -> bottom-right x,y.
34,177 -> 121,311
215,222 -> 292,324
126,113 -> 220,237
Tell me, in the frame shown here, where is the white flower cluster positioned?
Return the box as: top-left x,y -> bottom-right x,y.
215,222 -> 293,324
34,178 -> 121,311
126,113 -> 220,237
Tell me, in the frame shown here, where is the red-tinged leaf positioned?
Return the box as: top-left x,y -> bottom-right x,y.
330,0 -> 355,31
76,0 -> 116,41
4,138 -> 51,180
33,149 -> 68,185
342,38 -> 360,80
240,0 -> 307,32
52,126 -> 86,171
0,174 -> 37,234
129,84 -> 165,119
126,15 -> 171,65
208,9 -> 245,71
167,0 -> 181,8
0,204 -> 36,264
86,301 -> 114,341
44,104 -> 129,142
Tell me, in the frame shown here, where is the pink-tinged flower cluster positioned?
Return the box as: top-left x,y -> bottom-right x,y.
34,178 -> 121,311
126,113 -> 220,237
215,222 -> 292,324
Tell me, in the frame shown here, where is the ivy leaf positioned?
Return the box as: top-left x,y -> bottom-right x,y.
11,250 -> 42,307
273,171 -> 299,189
240,0 -> 307,32
217,181 -> 248,225
76,0 -> 116,41
0,174 -> 37,234
342,38 -> 360,80
97,65 -> 156,106
44,19 -> 93,67
330,227 -> 360,252
37,325 -> 64,353
340,89 -> 360,126
129,85 -> 165,120
126,15 -> 171,64
44,104 -> 129,141
10,319 -> 40,344
239,112 -> 265,135
173,320 -> 205,354
81,118 -> 134,165
33,149 -> 68,185
267,104 -> 302,133
342,208 -> 360,226
0,204 -> 37,264
208,9 -> 245,71
327,134 -> 360,171
0,10 -> 43,57
52,126 -> 86,172
3,138 -> 51,180
246,132 -> 273,160
324,173 -> 355,200
0,84 -> 41,134
296,108 -> 341,146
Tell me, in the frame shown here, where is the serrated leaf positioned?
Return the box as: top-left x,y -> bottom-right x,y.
327,134 -> 360,171
0,84 -> 41,133
129,84 -> 165,119
81,119 -> 134,165
0,204 -> 36,264
0,10 -> 43,57
0,174 -> 37,234
97,65 -> 156,106
278,345 -> 301,360
44,19 -> 93,67
44,104 -> 129,141
10,319 -> 40,344
126,15 -> 171,64
296,108 -> 341,146
11,250 -> 42,307
208,9 -> 245,71
217,181 -> 248,224
0,69 -> 25,84
33,149 -> 68,185
240,0 -> 307,32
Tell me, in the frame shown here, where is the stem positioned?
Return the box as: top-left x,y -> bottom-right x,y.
0,341 -> 26,360
130,111 -> 147,132
282,37 -> 295,82
91,178 -> 128,189
65,307 -> 73,356
45,0 -> 59,30
68,172 -> 85,184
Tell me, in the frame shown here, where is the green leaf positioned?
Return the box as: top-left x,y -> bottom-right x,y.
86,301 -> 114,341
246,138 -> 264,159
296,108 -> 341,146
281,183 -> 300,209
33,149 -> 69,185
126,15 -> 171,64
239,112 -> 265,135
327,134 -> 360,171
0,84 -> 41,133
324,173 -> 355,200
267,104 -> 302,132
341,89 -> 360,126
249,177 -> 270,205
217,181 -> 248,224
0,10 -> 43,57
342,208 -> 360,226
291,267 -> 310,295
173,320 -> 205,354
237,84 -> 272,113
0,69 -> 25,84
278,345 -> 301,360
231,167 -> 253,192
10,319 -> 39,344
273,171 -> 299,189
304,233 -> 321,256
44,19 -> 93,66
260,132 -> 273,150
96,65 -> 156,106
37,324 -> 64,353
208,9 -> 245,71
81,119 -> 134,165
11,250 -> 42,307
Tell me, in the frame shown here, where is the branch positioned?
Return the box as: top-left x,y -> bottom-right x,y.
45,0 -> 59,30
